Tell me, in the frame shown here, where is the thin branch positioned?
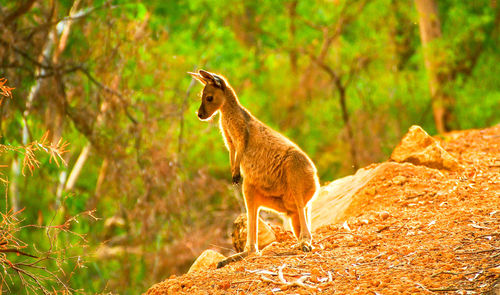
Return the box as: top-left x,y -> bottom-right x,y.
10,264 -> 51,295
20,0 -> 115,34
0,38 -> 53,70
0,249 -> 38,259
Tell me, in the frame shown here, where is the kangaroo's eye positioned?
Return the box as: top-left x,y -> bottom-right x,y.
206,96 -> 213,102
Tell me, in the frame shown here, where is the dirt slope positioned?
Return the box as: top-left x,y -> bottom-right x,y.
146,125 -> 500,295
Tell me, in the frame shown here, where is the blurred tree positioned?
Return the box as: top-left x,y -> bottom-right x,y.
415,0 -> 500,133
415,0 -> 453,133
301,0 -> 371,171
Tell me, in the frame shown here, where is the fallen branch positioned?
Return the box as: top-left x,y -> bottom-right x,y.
428,287 -> 458,292
427,286 -> 478,292
455,248 -> 500,255
259,263 -> 317,290
260,275 -> 316,290
413,282 -> 434,294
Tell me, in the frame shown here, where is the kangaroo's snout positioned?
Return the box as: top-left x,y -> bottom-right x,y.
197,105 -> 207,120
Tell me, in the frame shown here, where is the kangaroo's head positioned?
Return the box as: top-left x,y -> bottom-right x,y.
189,70 -> 227,121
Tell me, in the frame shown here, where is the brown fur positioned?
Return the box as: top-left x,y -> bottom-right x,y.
189,70 -> 319,267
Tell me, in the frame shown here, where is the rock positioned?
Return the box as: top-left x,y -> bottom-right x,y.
378,211 -> 390,220
311,162 -> 396,230
232,213 -> 277,252
390,125 -> 460,171
392,175 -> 407,185
364,186 -> 377,196
187,249 -> 226,274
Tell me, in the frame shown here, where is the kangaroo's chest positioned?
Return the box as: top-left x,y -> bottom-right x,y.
220,115 -> 249,148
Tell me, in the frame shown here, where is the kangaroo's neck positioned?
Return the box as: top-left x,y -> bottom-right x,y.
219,87 -> 250,135
220,88 -> 244,118
220,87 -> 240,112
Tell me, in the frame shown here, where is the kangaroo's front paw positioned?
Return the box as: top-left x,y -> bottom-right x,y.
232,173 -> 241,185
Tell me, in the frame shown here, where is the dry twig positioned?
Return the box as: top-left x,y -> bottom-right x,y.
259,263 -> 318,290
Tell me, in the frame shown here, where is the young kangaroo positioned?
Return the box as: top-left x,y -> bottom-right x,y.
189,70 -> 319,268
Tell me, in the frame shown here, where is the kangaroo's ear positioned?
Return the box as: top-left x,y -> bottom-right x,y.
199,70 -> 225,90
188,72 -> 208,85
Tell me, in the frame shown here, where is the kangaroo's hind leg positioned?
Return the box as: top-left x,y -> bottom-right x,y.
290,206 -> 313,252
297,204 -> 312,251
242,182 -> 260,253
288,179 -> 315,252
217,182 -> 260,268
289,212 -> 301,239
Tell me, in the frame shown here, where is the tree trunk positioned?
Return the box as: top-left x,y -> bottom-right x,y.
415,0 -> 453,133
9,158 -> 20,212
64,143 -> 91,191
337,85 -> 358,171
47,0 -> 80,144
288,0 -> 298,74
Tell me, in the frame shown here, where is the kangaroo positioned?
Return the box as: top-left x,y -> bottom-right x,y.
189,70 -> 319,268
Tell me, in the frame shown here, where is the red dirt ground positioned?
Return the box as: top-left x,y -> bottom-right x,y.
146,125 -> 500,295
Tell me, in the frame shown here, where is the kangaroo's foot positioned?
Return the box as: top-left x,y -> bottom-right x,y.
216,251 -> 251,269
293,238 -> 312,252
300,240 -> 312,252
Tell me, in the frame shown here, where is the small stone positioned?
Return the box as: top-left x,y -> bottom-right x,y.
376,225 -> 390,232
364,186 -> 376,196
311,268 -> 321,276
378,211 -> 390,220
371,280 -> 381,287
347,241 -> 357,247
218,282 -> 230,290
310,274 -> 318,282
361,219 -> 371,225
392,175 -> 407,185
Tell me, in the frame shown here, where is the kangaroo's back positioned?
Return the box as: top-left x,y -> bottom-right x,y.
240,113 -> 317,193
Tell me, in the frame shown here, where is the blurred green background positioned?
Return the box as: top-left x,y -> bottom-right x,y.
0,0 -> 498,293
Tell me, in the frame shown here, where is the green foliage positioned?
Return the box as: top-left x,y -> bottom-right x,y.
0,0 -> 498,293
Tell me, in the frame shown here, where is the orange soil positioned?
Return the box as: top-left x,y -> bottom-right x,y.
146,125 -> 500,294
